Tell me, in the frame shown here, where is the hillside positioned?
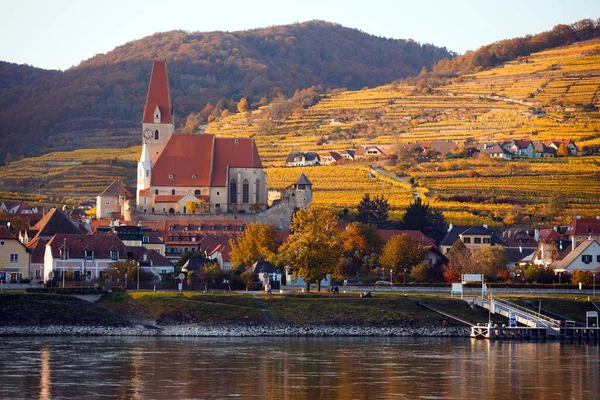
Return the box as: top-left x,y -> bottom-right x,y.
0,20 -> 453,163
2,36 -> 600,227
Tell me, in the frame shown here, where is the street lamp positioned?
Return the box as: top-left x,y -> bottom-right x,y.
137,262 -> 140,291
390,269 -> 393,286
403,268 -> 407,294
593,272 -> 596,300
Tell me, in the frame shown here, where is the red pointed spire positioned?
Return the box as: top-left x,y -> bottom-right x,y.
142,60 -> 173,124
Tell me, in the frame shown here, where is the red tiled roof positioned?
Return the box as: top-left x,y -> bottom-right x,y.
26,237 -> 47,264
211,138 -> 263,186
566,217 -> 600,236
46,233 -> 128,259
32,208 -> 88,239
139,189 -> 150,196
151,134 -> 214,187
155,195 -> 184,203
0,225 -> 16,240
377,230 -> 436,247
142,60 -> 173,124
512,139 -> 532,149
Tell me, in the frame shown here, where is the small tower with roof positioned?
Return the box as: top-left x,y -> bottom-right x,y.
293,172 -> 312,209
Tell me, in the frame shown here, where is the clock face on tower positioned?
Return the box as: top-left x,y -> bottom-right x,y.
143,128 -> 155,141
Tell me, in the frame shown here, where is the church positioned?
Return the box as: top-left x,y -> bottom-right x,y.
134,60 -> 267,215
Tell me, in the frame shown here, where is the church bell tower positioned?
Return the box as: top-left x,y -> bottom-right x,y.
141,60 -> 174,165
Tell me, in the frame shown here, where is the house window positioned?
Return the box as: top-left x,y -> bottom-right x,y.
105,199 -> 110,205
110,251 -> 119,261
224,225 -> 230,232
35,269 -> 41,278
597,255 -> 600,263
197,226 -> 202,231
582,255 -> 592,264
86,271 -> 92,280
242,179 -> 249,204
229,179 -> 237,203
10,254 -> 18,263
483,238 -> 490,244
463,237 -> 471,244
215,204 -> 220,208
217,191 -> 220,196
85,250 -> 94,261
255,179 -> 260,203
116,198 -> 120,205
184,226 -> 189,231
474,238 -> 481,244
143,236 -> 149,243
192,237 -> 196,242
154,130 -> 159,140
60,250 -> 69,260
210,226 -> 216,232
298,184 -> 306,190
162,269 -> 167,275
238,226 -> 244,232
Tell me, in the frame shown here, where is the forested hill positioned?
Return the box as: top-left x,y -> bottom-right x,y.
0,20 -> 453,163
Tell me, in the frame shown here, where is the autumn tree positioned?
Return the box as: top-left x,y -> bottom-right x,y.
557,143 -> 570,157
279,208 -> 343,292
229,222 -> 278,269
184,113 -> 202,133
546,193 -> 568,220
105,261 -> 135,282
186,201 -> 199,214
446,239 -> 472,272
357,194 -> 390,225
470,246 -> 508,281
379,233 -> 426,275
338,222 -> 384,277
442,262 -> 462,283
237,97 -> 249,113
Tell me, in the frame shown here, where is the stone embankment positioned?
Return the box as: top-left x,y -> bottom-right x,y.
0,324 -> 469,337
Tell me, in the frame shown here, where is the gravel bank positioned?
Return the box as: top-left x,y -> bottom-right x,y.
0,324 -> 470,337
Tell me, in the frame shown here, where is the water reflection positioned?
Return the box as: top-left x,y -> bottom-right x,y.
0,337 -> 597,399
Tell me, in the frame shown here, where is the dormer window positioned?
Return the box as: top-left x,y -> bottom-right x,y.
224,225 -> 230,232
85,250 -> 94,261
210,225 -> 216,232
60,250 -> 69,260
238,226 -> 244,232
197,226 -> 202,231
143,236 -> 149,243
184,226 -> 189,231
110,251 -> 119,261
169,225 -> 174,231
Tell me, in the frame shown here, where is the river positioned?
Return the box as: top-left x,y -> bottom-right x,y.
0,337 -> 598,399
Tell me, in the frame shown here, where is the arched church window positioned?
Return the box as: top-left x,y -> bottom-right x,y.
242,179 -> 249,204
194,190 -> 201,195
229,179 -> 237,204
154,130 -> 159,140
255,179 -> 260,203
155,190 -> 158,195
171,189 -> 175,195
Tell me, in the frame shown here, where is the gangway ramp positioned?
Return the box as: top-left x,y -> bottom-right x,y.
471,294 -> 561,331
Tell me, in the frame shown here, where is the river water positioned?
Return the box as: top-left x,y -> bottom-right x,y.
0,336 -> 598,399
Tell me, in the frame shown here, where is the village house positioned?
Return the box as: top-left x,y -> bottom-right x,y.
416,140 -> 461,157
472,142 -> 513,160
320,151 -> 342,165
533,142 -> 556,157
440,225 -> 506,254
285,151 -> 320,167
96,180 -> 135,220
529,228 -> 570,267
500,228 -> 537,267
339,149 -> 355,160
543,139 -> 578,155
0,225 -> 30,282
354,145 -> 394,160
550,238 -> 600,275
502,139 -> 535,158
564,216 -> 600,244
43,233 -> 173,283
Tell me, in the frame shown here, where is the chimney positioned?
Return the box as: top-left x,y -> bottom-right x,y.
138,220 -> 142,227
448,223 -> 454,233
534,229 -> 539,242
143,253 -> 147,261
553,226 -> 558,232
576,215 -> 581,220
572,236 -> 576,251
483,224 -> 488,230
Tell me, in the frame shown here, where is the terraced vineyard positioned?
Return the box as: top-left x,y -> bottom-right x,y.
1,39 -> 600,225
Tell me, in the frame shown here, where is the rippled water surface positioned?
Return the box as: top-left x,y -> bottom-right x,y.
0,337 -> 599,399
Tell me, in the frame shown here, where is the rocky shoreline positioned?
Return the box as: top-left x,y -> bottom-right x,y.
0,324 -> 470,337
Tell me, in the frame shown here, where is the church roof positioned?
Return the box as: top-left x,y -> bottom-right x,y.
151,134 -> 263,188
142,60 -> 173,124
